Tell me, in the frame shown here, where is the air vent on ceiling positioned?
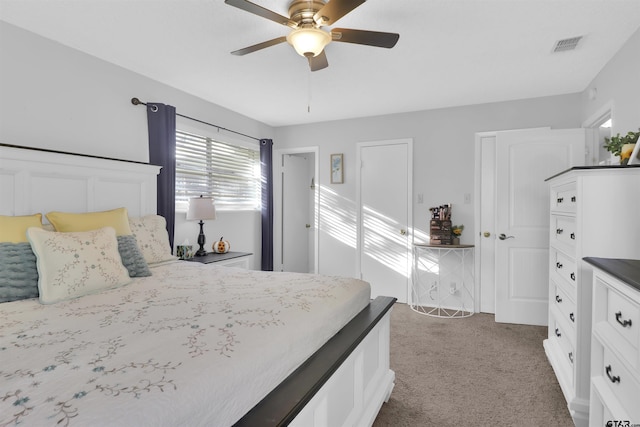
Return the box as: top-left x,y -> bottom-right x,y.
553,36 -> 583,52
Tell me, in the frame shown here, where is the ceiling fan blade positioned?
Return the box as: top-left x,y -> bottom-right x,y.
331,28 -> 399,48
231,36 -> 287,56
313,0 -> 366,26
309,50 -> 329,71
225,0 -> 297,28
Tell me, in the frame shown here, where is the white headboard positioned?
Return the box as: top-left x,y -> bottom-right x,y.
0,145 -> 161,219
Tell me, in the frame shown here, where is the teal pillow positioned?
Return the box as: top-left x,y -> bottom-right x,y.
0,242 -> 39,302
0,236 -> 150,304
117,235 -> 152,278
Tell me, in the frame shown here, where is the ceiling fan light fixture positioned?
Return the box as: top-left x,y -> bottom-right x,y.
286,27 -> 331,57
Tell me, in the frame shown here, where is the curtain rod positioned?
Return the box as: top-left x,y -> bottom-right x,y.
131,97 -> 260,142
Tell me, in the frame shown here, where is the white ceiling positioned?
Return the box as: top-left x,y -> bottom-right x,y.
1,0 -> 639,127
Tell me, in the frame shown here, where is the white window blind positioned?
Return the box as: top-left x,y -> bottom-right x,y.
175,130 -> 260,211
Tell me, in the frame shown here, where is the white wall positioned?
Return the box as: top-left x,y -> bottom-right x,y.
274,95 -> 583,277
0,22 -> 271,269
581,28 -> 640,135
2,21 -> 638,276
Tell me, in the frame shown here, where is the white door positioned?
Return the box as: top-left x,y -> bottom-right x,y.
274,148 -> 319,274
358,139 -> 412,303
493,128 -> 585,325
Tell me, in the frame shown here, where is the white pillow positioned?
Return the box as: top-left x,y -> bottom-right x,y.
128,215 -> 177,265
27,227 -> 131,304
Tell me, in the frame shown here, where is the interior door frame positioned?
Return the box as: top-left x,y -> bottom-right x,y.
473,131 -> 496,313
274,146 -> 320,273
582,100 -> 613,165
473,128 -> 550,314
356,138 -> 413,300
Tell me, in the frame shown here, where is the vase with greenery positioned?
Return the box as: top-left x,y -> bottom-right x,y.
603,129 -> 639,165
452,224 -> 463,245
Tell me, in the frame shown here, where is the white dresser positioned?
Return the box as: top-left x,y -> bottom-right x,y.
584,258 -> 640,427
543,166 -> 640,426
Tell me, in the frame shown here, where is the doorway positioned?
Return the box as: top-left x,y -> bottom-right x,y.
475,128 -> 586,325
274,147 -> 319,273
357,139 -> 413,303
582,102 -> 613,165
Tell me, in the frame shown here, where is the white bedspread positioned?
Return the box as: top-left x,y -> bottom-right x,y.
0,261 -> 370,426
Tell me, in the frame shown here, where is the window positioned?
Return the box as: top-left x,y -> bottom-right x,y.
175,130 -> 260,211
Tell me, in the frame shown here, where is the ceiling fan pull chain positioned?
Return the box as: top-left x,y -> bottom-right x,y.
308,70 -> 312,113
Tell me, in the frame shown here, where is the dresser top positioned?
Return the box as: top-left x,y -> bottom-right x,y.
545,164 -> 640,181
583,257 -> 640,293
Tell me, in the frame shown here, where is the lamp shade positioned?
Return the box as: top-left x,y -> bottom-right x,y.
286,27 -> 331,57
186,196 -> 216,221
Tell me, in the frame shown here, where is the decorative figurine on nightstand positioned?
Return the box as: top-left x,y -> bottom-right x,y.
186,195 -> 217,257
213,237 -> 230,254
176,244 -> 195,260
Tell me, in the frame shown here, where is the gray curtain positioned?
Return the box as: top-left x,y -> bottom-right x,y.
260,139 -> 273,271
147,103 -> 176,252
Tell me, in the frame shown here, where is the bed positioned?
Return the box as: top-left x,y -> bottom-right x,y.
0,145 -> 396,427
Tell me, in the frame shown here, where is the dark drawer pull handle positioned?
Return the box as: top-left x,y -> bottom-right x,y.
568,352 -> 573,364
570,272 -> 576,281
615,311 -> 632,328
569,312 -> 575,322
570,233 -> 575,240
571,196 -> 576,202
555,295 -> 562,303
557,197 -> 564,203
556,262 -> 563,269
605,365 -> 620,384
555,328 -> 561,337
556,228 -> 563,234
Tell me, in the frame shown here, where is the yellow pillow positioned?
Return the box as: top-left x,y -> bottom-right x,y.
0,213 -> 43,243
46,207 -> 132,236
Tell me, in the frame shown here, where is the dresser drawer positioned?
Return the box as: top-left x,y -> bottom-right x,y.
551,215 -> 577,249
551,249 -> 577,293
554,314 -> 575,364
590,377 -> 629,427
550,317 -> 575,388
606,285 -> 640,368
552,280 -> 577,329
550,314 -> 574,344
598,348 -> 640,421
551,181 -> 577,213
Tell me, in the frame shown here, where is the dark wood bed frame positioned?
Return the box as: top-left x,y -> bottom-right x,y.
235,296 -> 396,426
0,144 -> 397,427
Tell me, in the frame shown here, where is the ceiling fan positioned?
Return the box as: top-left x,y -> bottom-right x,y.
224,0 -> 399,71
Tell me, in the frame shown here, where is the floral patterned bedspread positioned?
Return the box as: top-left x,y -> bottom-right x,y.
0,261 -> 370,427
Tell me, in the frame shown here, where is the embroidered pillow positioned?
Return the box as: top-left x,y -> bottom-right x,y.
27,227 -> 131,304
0,242 -> 39,302
0,214 -> 43,243
46,207 -> 132,236
128,215 -> 177,265
117,235 -> 152,277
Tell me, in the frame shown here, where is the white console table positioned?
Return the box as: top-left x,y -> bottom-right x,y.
411,244 -> 475,318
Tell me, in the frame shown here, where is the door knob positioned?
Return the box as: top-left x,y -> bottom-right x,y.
483,231 -> 491,238
498,233 -> 515,240
400,229 -> 407,236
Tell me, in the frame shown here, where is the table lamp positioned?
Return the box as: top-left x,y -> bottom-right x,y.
186,195 -> 216,256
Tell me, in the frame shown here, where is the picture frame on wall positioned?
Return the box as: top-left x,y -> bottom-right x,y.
331,153 -> 344,184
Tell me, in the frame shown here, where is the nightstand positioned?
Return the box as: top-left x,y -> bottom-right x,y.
183,251 -> 253,269
411,244 -> 475,318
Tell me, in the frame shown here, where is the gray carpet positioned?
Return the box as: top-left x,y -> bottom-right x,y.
372,303 -> 573,427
